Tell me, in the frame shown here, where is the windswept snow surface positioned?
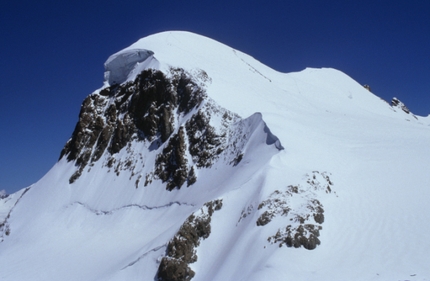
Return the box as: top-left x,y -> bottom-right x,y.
1,31 -> 430,281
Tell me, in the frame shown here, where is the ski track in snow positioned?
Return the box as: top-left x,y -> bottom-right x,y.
121,243 -> 167,270
67,201 -> 196,216
232,50 -> 272,82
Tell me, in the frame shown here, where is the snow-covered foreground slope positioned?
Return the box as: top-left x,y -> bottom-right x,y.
1,31 -> 430,281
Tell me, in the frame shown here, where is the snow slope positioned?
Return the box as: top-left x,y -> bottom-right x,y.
1,31 -> 430,281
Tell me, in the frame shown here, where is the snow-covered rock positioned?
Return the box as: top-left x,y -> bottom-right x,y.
392,97 -> 410,114
1,31 -> 430,281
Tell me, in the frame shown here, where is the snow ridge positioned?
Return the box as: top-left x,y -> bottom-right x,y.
1,31 -> 430,281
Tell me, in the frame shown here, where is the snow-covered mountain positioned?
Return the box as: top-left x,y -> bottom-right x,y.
1,31 -> 430,281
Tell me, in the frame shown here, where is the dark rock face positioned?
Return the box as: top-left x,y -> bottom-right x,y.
155,127 -> 189,190
60,68 -> 207,184
185,110 -> 223,168
157,258 -> 195,281
157,200 -> 223,281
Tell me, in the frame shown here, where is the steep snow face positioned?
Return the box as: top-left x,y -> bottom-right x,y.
1,31 -> 430,281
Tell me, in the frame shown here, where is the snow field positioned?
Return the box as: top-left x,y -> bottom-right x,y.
1,31 -> 429,280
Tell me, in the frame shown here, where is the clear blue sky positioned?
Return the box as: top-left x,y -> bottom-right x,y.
1,0 -> 429,194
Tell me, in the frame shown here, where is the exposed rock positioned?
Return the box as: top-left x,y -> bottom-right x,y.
60,66 -> 282,193
108,116 -> 132,155
363,84 -> 371,92
185,109 -> 224,168
253,171 -> 334,250
172,68 -> 205,114
187,167 -> 197,187
237,205 -> 255,225
60,68 -> 206,184
155,127 -> 189,190
269,224 -> 322,250
157,200 -> 223,281
256,210 -> 275,226
0,221 -> 11,241
157,258 -> 195,281
391,97 -> 410,114
231,153 -> 243,166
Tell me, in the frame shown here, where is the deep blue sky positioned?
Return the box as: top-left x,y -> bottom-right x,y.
1,0 -> 429,194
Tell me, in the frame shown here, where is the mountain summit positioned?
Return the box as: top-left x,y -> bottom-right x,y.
1,31 -> 430,281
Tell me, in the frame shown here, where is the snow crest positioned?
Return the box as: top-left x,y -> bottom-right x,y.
104,48 -> 157,85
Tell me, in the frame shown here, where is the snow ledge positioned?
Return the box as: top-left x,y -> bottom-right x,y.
104,48 -> 157,85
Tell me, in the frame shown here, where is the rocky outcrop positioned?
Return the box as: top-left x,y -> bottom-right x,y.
60,68 -> 207,184
155,127 -> 189,191
391,97 -> 410,114
60,66 -> 283,192
363,84 -> 371,92
185,110 -> 223,168
156,200 -> 223,281
391,97 -> 420,120
237,171 -> 334,250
